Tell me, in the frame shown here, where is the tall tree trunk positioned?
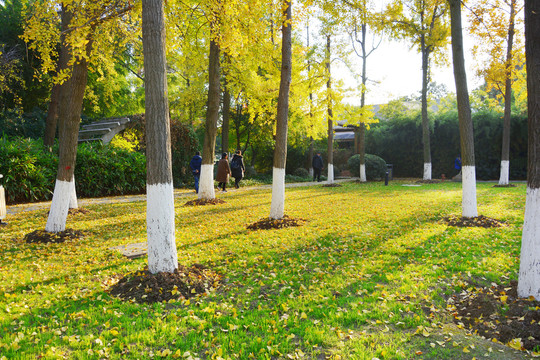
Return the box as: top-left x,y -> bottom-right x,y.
421,35 -> 432,180
499,0 -> 516,186
222,85 -> 230,154
359,23 -> 367,182
326,35 -> 334,184
518,0 -> 540,298
199,37 -> 221,200
142,0 -> 177,274
44,14 -> 70,148
44,84 -> 61,147
449,0 -> 477,218
307,24 -> 314,178
269,0 -> 292,220
45,8 -> 88,233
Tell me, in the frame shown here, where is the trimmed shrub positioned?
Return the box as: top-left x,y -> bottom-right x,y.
347,154 -> 387,180
293,167 -> 309,178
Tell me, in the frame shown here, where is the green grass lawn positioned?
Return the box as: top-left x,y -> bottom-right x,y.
0,181 -> 531,359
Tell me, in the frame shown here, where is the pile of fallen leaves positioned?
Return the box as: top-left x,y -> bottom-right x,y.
443,215 -> 505,228
247,215 -> 306,230
24,229 -> 84,244
184,198 -> 226,206
322,183 -> 343,188
447,280 -> 540,352
494,184 -> 517,188
109,264 -> 223,304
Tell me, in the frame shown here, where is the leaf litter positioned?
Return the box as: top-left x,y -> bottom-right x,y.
447,279 -> 540,352
247,215 -> 306,230
108,263 -> 223,304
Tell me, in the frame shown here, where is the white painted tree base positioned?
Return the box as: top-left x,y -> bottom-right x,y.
45,179 -> 72,233
270,167 -> 285,219
423,163 -> 432,180
0,185 -> 6,221
309,167 -> 313,178
359,164 -> 366,182
147,182 -> 178,274
462,165 -> 478,218
198,164 -> 215,200
327,163 -> 334,184
498,160 -> 510,186
69,177 -> 78,209
518,187 -> 540,298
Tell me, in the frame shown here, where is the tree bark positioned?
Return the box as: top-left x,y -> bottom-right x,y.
44,12 -> 71,148
45,8 -> 89,233
222,85 -> 230,154
449,0 -> 477,218
359,23 -> 367,182
518,0 -> 540,298
44,83 -> 60,147
326,35 -> 334,184
269,0 -> 292,219
421,33 -> 432,180
142,0 -> 177,274
199,37 -> 221,200
499,0 -> 516,186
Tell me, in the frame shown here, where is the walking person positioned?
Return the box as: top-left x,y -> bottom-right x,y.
230,150 -> 245,189
189,151 -> 202,193
312,152 -> 324,182
216,152 -> 231,192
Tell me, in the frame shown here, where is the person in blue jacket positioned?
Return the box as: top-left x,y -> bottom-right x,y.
189,151 -> 202,193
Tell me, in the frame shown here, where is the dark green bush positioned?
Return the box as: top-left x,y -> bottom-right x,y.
0,137 -> 57,203
293,167 -> 309,178
0,108 -> 47,139
74,142 -> 146,198
347,154 -> 387,180
0,138 -> 147,204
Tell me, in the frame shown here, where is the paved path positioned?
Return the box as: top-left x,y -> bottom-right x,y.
6,178 -> 357,216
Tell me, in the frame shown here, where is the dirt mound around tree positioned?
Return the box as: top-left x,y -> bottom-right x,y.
247,215 -> 305,230
108,264 -> 223,304
443,215 -> 506,228
24,229 -> 84,244
183,198 -> 226,206
448,280 -> 540,352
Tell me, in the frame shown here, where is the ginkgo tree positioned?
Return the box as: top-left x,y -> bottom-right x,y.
384,0 -> 450,180
341,0 -> 382,182
518,0 -> 540,299
270,0 -> 292,220
142,0 -> 178,274
468,0 -> 524,186
448,0 -> 477,218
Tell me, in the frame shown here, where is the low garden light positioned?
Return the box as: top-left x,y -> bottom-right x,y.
0,174 -> 6,226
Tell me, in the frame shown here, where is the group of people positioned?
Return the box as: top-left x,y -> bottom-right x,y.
189,150 -> 325,194
189,150 -> 246,193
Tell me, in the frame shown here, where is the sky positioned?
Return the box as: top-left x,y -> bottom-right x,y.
334,34 -> 482,106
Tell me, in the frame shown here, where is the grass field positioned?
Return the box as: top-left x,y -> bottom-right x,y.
0,180 -> 531,359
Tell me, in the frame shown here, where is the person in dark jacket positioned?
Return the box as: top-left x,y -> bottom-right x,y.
216,152 -> 231,192
230,150 -> 246,189
189,151 -> 202,193
312,152 -> 324,182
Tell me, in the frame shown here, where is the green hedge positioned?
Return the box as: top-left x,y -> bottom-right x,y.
0,138 -> 146,204
366,111 -> 527,180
